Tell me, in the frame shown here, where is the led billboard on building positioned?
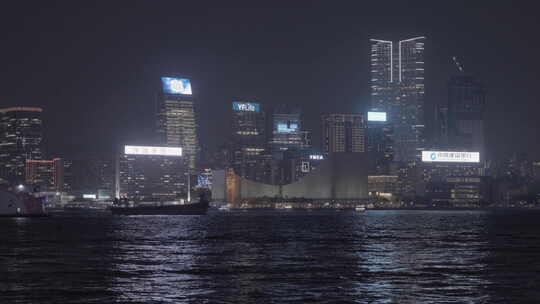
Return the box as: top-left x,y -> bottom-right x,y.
232,102 -> 260,112
161,77 -> 192,95
367,111 -> 387,122
277,122 -> 299,133
421,151 -> 480,163
124,145 -> 182,157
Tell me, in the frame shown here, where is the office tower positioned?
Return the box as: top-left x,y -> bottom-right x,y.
230,102 -> 266,181
156,77 -> 199,169
366,110 -> 393,174
63,156 -> 115,199
116,145 -> 187,201
370,37 -> 425,162
268,105 -> 303,152
447,75 -> 486,159
25,158 -> 63,192
0,107 -> 43,183
322,114 -> 365,154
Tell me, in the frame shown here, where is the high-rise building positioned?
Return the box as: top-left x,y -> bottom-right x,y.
370,37 -> 425,162
230,102 -> 266,181
366,110 -> 393,174
268,105 -> 303,152
25,158 -> 63,192
447,75 -> 486,159
0,107 -> 43,183
156,77 -> 199,169
116,145 -> 187,201
322,114 -> 365,154
63,156 -> 115,199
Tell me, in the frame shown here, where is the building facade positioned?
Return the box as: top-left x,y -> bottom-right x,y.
156,77 -> 199,169
366,110 -> 393,174
25,158 -> 63,192
268,105 -> 303,152
116,145 -> 187,201
63,157 -> 115,199
322,114 -> 365,154
447,75 -> 486,159
230,102 -> 266,182
370,37 -> 425,163
0,107 -> 43,183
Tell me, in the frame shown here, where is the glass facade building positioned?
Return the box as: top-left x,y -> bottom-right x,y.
156,77 -> 199,169
447,75 -> 486,160
370,37 -> 425,163
322,114 -> 365,154
116,152 -> 187,201
0,107 -> 43,183
230,102 -> 266,181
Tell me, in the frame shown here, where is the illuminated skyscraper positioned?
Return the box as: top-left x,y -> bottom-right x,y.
25,158 -> 63,192
0,107 -> 43,183
156,77 -> 199,169
370,37 -> 425,163
116,145 -> 187,200
322,114 -> 365,154
230,102 -> 266,181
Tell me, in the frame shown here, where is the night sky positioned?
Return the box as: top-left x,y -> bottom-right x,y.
1,1 -> 539,161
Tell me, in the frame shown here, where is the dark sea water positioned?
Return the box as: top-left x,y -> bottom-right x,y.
1,210 -> 540,303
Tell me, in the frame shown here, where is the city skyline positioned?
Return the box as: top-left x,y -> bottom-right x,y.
1,2 -> 539,160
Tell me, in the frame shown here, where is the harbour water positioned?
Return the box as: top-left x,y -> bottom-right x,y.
1,210 -> 540,303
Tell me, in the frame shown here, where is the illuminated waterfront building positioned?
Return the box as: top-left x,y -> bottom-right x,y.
25,158 -> 63,192
230,102 -> 266,181
116,145 -> 187,201
322,114 -> 365,154
63,157 -> 115,199
366,110 -> 393,174
0,107 -> 43,183
156,77 -> 199,169
370,37 -> 425,162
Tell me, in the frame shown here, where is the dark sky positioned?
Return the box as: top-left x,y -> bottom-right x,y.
1,1 -> 539,160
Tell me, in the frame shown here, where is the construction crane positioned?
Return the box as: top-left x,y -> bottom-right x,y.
452,56 -> 464,73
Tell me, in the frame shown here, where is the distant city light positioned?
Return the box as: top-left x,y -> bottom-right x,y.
367,111 -> 387,122
421,151 -> 480,163
233,102 -> 260,112
161,77 -> 192,95
124,145 -> 182,157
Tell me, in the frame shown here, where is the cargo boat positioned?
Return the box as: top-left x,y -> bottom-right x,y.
109,195 -> 209,216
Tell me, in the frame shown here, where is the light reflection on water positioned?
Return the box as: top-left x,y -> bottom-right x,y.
1,210 -> 540,303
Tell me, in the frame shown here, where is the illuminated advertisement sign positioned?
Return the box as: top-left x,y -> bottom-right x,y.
277,122 -> 299,133
82,194 -> 96,199
161,77 -> 192,95
367,111 -> 387,122
232,102 -> 260,112
309,155 -> 324,160
421,151 -> 480,163
124,145 -> 182,157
